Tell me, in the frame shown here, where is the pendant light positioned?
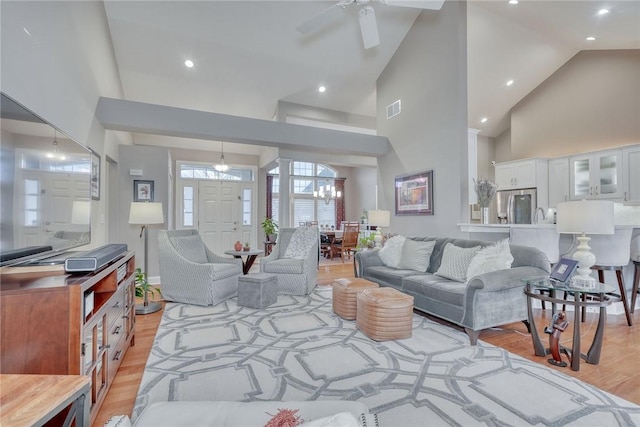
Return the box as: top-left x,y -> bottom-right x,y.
214,141 -> 230,172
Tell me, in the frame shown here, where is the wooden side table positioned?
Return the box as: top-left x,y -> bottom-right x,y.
0,374 -> 90,427
263,240 -> 276,256
224,249 -> 263,274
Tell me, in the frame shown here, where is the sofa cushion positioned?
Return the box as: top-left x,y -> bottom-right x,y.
435,243 -> 481,282
466,238 -> 514,282
378,235 -> 406,268
283,227 -> 318,259
398,239 -> 436,272
262,258 -> 305,274
363,265 -> 419,288
402,274 -> 467,307
171,235 -> 208,263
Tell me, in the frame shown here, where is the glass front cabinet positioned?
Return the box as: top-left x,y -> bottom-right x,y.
569,149 -> 623,200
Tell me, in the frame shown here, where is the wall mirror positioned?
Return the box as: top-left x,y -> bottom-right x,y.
1,92 -> 92,265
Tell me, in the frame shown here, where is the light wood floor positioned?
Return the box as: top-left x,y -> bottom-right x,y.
94,260 -> 640,426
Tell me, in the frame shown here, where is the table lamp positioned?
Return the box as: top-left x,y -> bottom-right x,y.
556,200 -> 614,286
368,210 -> 390,248
129,201 -> 164,314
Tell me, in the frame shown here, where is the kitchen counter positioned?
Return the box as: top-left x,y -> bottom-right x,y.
458,223 -> 638,233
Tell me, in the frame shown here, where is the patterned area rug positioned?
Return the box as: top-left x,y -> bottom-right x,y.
134,290 -> 640,426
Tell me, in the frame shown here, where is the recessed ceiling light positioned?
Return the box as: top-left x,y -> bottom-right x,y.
318,86 -> 326,93
597,8 -> 609,15
184,59 -> 194,68
506,79 -> 514,86
23,27 -> 32,37
508,0 -> 518,4
586,36 -> 596,41
481,117 -> 488,123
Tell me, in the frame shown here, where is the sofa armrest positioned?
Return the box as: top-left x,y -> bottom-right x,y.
354,249 -> 383,277
467,266 -> 550,292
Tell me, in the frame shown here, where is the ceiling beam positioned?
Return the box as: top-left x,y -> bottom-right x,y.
96,97 -> 390,156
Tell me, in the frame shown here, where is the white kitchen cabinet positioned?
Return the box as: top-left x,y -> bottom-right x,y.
548,157 -> 570,208
494,159 -> 544,190
622,145 -> 640,203
569,149 -> 622,200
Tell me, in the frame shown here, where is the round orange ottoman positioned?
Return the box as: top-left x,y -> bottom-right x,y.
332,278 -> 379,320
356,287 -> 414,341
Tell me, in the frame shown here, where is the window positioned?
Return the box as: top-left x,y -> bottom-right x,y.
242,188 -> 252,225
180,164 -> 253,181
24,179 -> 39,226
183,186 -> 194,227
268,162 -> 339,227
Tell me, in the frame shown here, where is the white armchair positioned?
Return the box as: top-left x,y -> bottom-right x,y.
158,229 -> 242,306
260,227 -> 319,295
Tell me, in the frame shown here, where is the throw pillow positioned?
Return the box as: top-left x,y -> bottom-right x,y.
283,227 -> 318,259
435,243 -> 481,282
398,239 -> 436,271
299,412 -> 361,427
378,235 -> 406,268
171,235 -> 208,263
466,238 -> 514,282
264,408 -> 303,427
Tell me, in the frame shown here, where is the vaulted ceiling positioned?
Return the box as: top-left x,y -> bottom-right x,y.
102,1 -> 640,154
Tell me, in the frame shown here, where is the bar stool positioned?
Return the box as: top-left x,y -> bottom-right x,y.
631,234 -> 640,314
590,228 -> 634,326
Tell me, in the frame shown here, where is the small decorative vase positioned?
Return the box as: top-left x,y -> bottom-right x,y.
234,241 -> 243,251
481,206 -> 490,224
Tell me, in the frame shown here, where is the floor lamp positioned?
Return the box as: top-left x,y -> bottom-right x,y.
556,200 -> 614,286
129,201 -> 164,314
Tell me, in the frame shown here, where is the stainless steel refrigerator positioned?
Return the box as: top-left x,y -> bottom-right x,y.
495,188 -> 537,224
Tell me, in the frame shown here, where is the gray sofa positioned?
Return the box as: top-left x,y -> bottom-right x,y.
354,237 -> 551,345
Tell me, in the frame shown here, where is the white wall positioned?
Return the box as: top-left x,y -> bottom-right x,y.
376,2 -> 468,238
1,1 -> 132,249
511,49 -> 640,159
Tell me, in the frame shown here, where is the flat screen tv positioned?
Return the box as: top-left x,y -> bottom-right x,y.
1,93 -> 92,266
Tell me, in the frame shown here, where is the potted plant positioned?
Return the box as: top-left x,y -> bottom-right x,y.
261,217 -> 278,242
134,267 -> 161,308
243,242 -> 251,251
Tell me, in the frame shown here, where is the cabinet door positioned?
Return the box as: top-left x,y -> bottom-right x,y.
570,154 -> 592,199
623,146 -> 640,202
548,158 -> 569,207
594,150 -> 622,199
513,161 -> 536,188
494,164 -> 514,189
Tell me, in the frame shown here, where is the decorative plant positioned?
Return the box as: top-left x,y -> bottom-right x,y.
134,267 -> 161,300
473,178 -> 498,208
261,217 -> 278,239
358,234 -> 376,249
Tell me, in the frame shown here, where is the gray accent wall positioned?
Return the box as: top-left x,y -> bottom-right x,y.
376,2 -> 468,238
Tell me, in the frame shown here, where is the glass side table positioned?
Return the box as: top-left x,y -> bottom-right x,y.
522,276 -> 617,371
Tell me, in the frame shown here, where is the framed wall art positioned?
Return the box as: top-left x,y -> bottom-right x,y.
133,180 -> 154,202
90,149 -> 100,200
395,170 -> 434,216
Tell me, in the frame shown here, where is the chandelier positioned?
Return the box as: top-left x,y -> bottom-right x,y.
314,184 -> 342,205
214,141 -> 229,172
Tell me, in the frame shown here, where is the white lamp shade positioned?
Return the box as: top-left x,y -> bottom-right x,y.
71,200 -> 91,225
368,210 -> 390,227
128,202 -> 164,225
556,200 -> 614,235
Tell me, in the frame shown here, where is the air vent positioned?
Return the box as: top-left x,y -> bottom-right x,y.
386,99 -> 401,119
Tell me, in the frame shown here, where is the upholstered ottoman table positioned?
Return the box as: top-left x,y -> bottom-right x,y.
332,278 -> 379,320
237,273 -> 278,308
356,287 -> 414,341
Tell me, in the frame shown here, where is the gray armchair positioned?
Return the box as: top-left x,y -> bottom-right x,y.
260,227 -> 318,295
158,229 -> 243,306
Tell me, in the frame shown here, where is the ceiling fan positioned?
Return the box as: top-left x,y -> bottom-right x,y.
296,0 -> 445,49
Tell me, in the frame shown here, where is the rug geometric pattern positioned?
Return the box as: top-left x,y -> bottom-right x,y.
134,290 -> 640,426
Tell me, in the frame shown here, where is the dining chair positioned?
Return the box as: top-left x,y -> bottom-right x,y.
329,223 -> 360,262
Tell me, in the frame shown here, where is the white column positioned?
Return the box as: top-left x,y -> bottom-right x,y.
277,158 -> 292,227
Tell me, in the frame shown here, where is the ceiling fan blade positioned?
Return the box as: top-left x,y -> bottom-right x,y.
358,5 -> 380,49
381,0 -> 445,10
296,1 -> 352,35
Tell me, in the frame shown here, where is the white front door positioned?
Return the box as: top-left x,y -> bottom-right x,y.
198,181 -> 241,254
